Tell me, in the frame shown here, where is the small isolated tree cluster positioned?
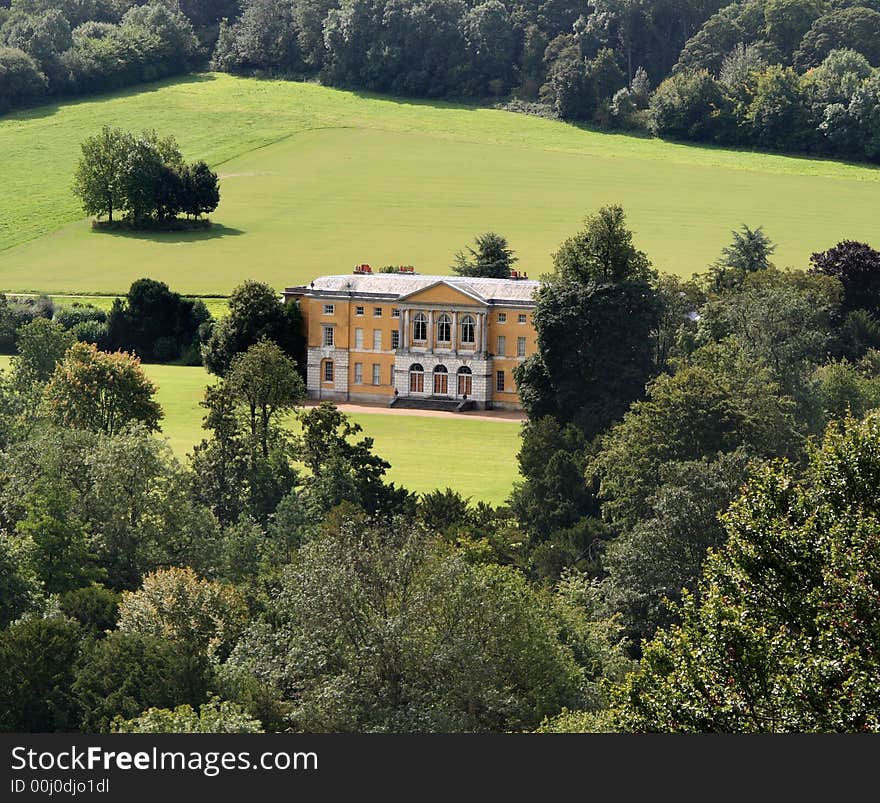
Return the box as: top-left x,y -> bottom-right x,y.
73,126 -> 220,227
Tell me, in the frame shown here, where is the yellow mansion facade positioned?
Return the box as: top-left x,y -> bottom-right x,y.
283,266 -> 539,410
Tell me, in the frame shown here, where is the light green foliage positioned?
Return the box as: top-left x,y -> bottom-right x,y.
117,567 -> 247,661
113,697 -> 263,733
44,341 -> 163,436
13,316 -> 75,383
227,339 -> 306,458
814,359 -> 880,424
2,75 -> 879,294
15,481 -> 104,595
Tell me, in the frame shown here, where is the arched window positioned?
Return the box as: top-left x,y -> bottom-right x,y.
409,363 -> 425,393
461,314 -> 476,345
323,360 -> 334,383
437,314 -> 452,343
413,313 -> 427,342
433,365 -> 449,395
457,366 -> 472,397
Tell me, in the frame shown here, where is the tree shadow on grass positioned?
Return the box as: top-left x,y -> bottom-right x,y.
90,222 -> 245,244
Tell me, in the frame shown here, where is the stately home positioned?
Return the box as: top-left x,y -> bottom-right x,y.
284,265 -> 539,410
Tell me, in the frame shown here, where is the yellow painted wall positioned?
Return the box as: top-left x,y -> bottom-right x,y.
295,291 -> 535,409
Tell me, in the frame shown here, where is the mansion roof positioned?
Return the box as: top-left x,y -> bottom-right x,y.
286,274 -> 540,306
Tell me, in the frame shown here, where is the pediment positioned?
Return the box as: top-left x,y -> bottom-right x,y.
398,281 -> 487,307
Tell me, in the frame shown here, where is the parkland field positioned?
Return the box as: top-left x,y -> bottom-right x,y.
1,73 -> 879,297
0,356 -> 522,504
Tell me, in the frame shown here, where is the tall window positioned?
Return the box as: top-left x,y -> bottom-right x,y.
496,370 -> 505,392
322,304 -> 335,315
413,313 -> 427,342
461,315 -> 476,345
496,335 -> 506,356
323,360 -> 334,382
457,366 -> 472,397
409,364 -> 425,393
433,365 -> 449,395
354,363 -> 363,384
437,314 -> 452,343
373,329 -> 382,350
372,363 -> 381,385
354,328 -> 364,349
391,330 -> 400,349
517,336 -> 527,357
322,326 -> 334,347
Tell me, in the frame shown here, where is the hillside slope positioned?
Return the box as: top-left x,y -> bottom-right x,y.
1,72 -> 878,295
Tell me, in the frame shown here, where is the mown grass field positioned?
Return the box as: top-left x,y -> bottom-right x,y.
0,357 -> 522,504
2,73 -> 879,296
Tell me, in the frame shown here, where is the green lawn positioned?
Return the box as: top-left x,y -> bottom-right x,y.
0,357 -> 522,504
2,73 -> 879,295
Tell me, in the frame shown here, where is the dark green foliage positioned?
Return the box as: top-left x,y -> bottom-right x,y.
516,278 -> 661,437
794,6 -> 880,69
58,584 -> 120,636
202,280 -> 303,376
600,452 -> 753,650
0,45 -> 46,113
809,240 -> 880,315
649,69 -> 732,142
107,278 -> 211,363
452,231 -> 517,278
73,127 -> 219,227
707,224 -> 776,291
0,535 -> 39,629
552,205 -> 655,285
614,414 -> 880,732
212,0 -> 301,73
14,317 -> 75,382
0,616 -> 83,732
73,631 -> 211,732
227,517 -> 584,732
591,341 -> 803,530
296,402 -> 413,518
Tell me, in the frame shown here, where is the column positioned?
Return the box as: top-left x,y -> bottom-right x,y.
452,311 -> 458,354
475,314 -> 482,357
403,309 -> 410,350
480,312 -> 488,356
427,310 -> 434,353
397,311 -> 404,352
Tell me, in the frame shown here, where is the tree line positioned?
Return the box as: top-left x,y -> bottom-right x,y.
4,204 -> 880,731
210,0 -> 880,164
4,1 -> 879,164
1,277 -> 304,369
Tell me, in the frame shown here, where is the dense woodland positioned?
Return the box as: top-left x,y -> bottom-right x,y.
3,206 -> 880,732
3,0 -> 880,163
